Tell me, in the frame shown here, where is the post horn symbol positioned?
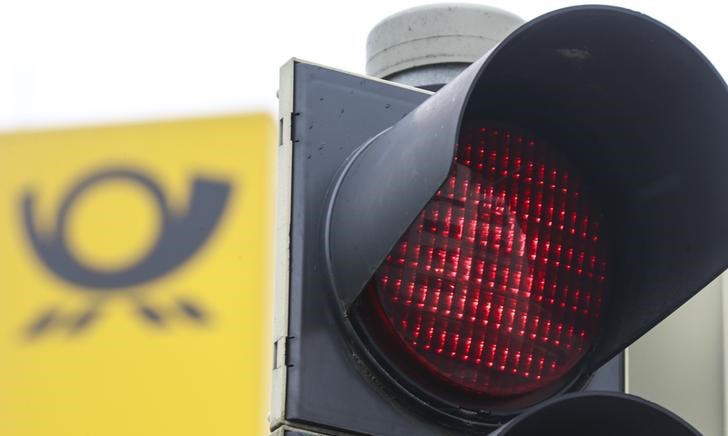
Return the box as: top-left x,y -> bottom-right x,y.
21,167 -> 232,337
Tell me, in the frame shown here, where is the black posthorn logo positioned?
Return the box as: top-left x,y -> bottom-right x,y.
22,167 -> 232,338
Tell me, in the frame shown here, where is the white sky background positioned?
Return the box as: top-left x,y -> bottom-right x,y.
1,0 -> 727,131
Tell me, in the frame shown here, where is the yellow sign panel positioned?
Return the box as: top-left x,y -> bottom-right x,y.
0,114 -> 274,435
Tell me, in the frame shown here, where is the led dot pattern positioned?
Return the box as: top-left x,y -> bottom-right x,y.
361,123 -> 608,396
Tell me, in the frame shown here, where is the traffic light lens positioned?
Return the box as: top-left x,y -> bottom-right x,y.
360,123 -> 609,397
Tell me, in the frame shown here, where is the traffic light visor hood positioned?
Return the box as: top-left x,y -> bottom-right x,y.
325,4 -> 728,416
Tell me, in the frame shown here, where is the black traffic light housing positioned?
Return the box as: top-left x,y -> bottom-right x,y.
272,5 -> 728,435
489,392 -> 697,435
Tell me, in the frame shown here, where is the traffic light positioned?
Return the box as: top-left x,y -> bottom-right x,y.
271,5 -> 728,435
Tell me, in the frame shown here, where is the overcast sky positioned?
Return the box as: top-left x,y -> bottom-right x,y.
1,0 -> 726,131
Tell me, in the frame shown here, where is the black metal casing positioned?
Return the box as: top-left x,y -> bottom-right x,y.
277,61 -> 621,435
491,392 -> 699,435
280,61 -> 456,435
275,5 -> 728,436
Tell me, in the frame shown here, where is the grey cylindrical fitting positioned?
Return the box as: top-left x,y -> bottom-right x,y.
366,4 -> 524,88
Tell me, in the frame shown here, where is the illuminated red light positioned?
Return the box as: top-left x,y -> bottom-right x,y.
361,123 -> 608,396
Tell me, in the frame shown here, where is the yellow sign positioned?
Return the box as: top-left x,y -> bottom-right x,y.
0,114 -> 275,435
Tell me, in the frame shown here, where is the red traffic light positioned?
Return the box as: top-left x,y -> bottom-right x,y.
275,5 -> 728,435
356,122 -> 609,402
